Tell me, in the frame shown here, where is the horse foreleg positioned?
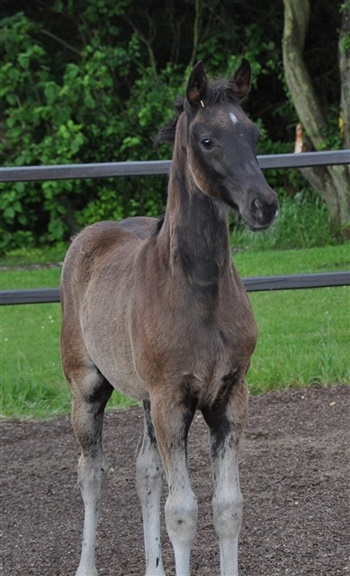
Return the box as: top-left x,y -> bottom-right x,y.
203,380 -> 248,576
211,434 -> 243,576
150,391 -> 198,576
136,401 -> 165,576
71,369 -> 113,576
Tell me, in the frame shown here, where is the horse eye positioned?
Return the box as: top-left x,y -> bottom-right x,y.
201,137 -> 213,149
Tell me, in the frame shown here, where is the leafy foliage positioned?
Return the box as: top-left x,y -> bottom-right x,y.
0,0 -> 345,251
0,7 -> 181,250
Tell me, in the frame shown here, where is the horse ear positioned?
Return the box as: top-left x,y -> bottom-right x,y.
186,61 -> 207,107
232,58 -> 251,101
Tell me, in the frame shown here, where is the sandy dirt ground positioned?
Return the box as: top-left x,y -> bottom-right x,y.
1,385 -> 349,575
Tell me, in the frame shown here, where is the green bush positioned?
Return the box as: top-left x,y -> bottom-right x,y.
1,2 -> 344,252
0,10 -> 181,251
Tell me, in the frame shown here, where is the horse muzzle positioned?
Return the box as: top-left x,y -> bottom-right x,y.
242,193 -> 279,231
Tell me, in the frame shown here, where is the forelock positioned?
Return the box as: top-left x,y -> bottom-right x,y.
155,77 -> 241,146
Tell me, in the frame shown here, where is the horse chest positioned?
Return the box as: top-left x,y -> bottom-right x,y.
130,291 -> 257,390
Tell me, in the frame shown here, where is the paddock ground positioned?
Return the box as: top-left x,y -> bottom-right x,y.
1,385 -> 349,575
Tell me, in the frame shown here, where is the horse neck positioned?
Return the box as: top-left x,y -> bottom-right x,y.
158,123 -> 232,281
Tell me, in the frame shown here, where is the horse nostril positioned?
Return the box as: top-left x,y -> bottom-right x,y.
250,195 -> 279,229
251,198 -> 263,218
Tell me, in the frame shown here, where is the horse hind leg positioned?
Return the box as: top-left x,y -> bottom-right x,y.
136,401 -> 165,576
68,361 -> 113,576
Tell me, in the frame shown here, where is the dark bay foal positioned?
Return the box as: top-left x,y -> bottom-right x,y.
61,59 -> 279,576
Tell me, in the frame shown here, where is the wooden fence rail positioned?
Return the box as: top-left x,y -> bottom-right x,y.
1,272 -> 349,306
1,149 -> 349,305
1,150 -> 349,182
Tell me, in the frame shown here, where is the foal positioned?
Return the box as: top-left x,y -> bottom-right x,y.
61,59 -> 279,576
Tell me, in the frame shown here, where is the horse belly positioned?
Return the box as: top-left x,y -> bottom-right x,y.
83,320 -> 148,400
79,279 -> 149,401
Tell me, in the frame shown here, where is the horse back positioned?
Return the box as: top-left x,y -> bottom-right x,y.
60,218 -> 157,310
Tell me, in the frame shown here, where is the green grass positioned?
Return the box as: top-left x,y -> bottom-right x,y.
1,244 -> 349,419
1,301 -> 68,417
1,243 -> 68,267
233,243 -> 350,276
247,287 -> 349,393
232,244 -> 350,392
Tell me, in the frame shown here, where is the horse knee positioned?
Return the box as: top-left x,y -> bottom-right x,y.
213,492 -> 243,539
165,490 -> 198,545
77,452 -> 109,496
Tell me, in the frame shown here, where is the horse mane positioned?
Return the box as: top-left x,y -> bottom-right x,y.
155,77 -> 242,146
153,215 -> 165,235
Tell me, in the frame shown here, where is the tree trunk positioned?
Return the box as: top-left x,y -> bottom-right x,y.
339,0 -> 350,150
282,0 -> 350,236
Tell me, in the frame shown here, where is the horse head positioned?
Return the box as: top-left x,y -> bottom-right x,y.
183,59 -> 279,231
